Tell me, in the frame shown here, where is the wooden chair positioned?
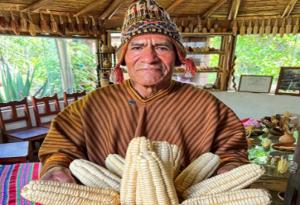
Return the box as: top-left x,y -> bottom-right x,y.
0,97 -> 48,161
31,94 -> 61,128
63,90 -> 86,107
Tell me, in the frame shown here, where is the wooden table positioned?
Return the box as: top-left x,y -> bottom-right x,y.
0,141 -> 29,164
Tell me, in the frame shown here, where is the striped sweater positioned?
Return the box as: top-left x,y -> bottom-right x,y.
39,80 -> 248,176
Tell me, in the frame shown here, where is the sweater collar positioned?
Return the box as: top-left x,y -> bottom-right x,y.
126,79 -> 176,103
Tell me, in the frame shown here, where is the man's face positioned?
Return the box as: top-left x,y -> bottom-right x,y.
124,34 -> 176,87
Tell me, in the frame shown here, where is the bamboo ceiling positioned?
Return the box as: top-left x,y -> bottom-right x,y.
0,0 -> 300,37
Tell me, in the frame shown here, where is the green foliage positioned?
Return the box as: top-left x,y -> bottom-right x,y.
0,35 -> 97,102
0,57 -> 49,102
235,34 -> 300,90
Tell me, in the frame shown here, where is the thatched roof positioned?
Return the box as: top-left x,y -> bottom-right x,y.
0,0 -> 300,37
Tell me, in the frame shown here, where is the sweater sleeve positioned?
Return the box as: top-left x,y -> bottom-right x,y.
38,98 -> 88,177
213,100 -> 249,172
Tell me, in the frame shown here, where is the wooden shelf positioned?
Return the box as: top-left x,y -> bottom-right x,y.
187,50 -> 225,55
181,32 -> 233,37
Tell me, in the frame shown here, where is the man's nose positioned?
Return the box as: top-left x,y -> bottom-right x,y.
141,46 -> 159,63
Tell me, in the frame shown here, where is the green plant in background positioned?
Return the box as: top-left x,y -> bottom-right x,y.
0,56 -> 49,103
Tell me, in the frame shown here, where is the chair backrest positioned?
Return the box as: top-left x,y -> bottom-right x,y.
31,94 -> 61,126
63,90 -> 86,107
0,97 -> 32,132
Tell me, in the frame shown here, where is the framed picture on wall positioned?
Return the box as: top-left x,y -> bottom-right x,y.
275,67 -> 300,96
238,75 -> 273,93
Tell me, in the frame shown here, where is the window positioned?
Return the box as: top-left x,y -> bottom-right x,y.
0,35 -> 97,103
233,34 -> 300,93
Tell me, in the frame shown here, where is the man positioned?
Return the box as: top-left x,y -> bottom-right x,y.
40,0 -> 248,182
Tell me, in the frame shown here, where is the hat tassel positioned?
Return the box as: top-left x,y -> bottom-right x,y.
113,63 -> 124,83
183,58 -> 197,76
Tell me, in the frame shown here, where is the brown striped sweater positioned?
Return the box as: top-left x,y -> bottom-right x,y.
39,80 -> 248,176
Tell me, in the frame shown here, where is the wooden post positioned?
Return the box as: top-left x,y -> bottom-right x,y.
218,34 -> 237,90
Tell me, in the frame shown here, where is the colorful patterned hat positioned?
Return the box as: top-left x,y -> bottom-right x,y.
113,0 -> 197,83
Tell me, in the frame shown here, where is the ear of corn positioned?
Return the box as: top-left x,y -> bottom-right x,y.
183,163 -> 265,199
69,159 -> 120,192
105,154 -> 125,177
120,136 -> 153,205
277,156 -> 289,174
137,151 -> 179,205
181,189 -> 271,205
175,152 -> 220,194
153,141 -> 182,179
21,180 -> 120,205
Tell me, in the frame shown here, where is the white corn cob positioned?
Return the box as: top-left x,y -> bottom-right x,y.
70,159 -> 120,192
21,180 -> 120,205
183,163 -> 265,199
152,141 -> 182,179
105,154 -> 125,177
120,137 -> 153,205
137,151 -> 179,205
175,152 -> 220,194
181,189 -> 271,205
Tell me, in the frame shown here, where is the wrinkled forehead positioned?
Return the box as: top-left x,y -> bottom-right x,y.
128,33 -> 174,46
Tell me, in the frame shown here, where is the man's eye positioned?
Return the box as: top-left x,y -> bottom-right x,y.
131,46 -> 142,50
156,46 -> 169,51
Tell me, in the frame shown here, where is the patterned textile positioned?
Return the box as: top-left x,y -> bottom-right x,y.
0,163 -> 41,205
121,0 -> 182,47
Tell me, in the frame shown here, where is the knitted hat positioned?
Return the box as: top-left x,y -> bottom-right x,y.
113,0 -> 197,83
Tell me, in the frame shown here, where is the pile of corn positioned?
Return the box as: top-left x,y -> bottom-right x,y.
21,137 -> 271,205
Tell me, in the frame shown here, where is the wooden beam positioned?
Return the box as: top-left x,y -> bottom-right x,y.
228,0 -> 241,20
22,0 -> 51,12
166,0 -> 185,12
99,0 -> 123,20
282,0 -> 298,18
202,0 -> 228,19
75,0 -> 103,16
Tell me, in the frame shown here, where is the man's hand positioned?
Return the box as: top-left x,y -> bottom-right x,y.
40,166 -> 76,183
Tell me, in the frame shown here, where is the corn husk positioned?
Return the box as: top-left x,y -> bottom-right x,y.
20,12 -> 27,32
279,18 -> 285,37
27,13 -> 36,36
75,16 -> 83,33
90,16 -> 98,36
188,17 -> 194,33
179,19 -> 185,32
59,15 -> 66,35
246,20 -> 252,34
67,15 -> 74,33
253,19 -> 259,34
194,16 -> 202,33
84,16 -> 90,34
232,20 -> 238,36
50,14 -> 58,33
259,19 -> 265,35
293,17 -> 299,34
40,13 -> 49,34
286,17 -> 292,34
272,18 -> 278,35
0,12 -> 8,30
10,12 -> 20,35
239,19 -> 246,35
265,18 -> 271,34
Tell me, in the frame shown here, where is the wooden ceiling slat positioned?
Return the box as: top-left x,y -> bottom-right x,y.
202,0 -> 228,18
228,0 -> 241,20
166,0 -> 185,12
22,0 -> 52,12
99,0 -> 123,20
75,0 -> 104,16
282,0 -> 299,17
